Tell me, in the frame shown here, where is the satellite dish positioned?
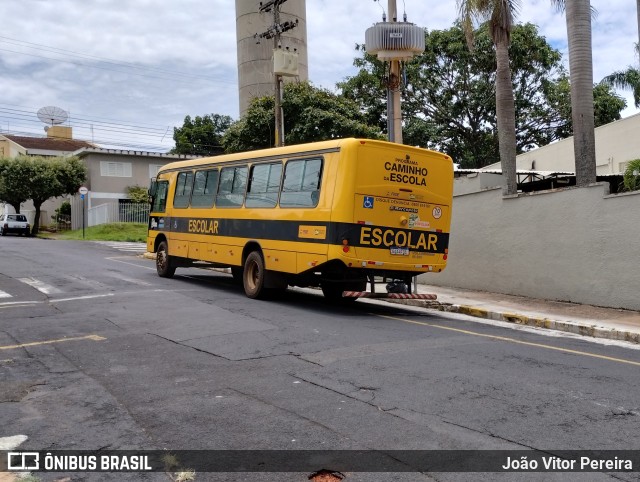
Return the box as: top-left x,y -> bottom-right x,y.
37,106 -> 68,126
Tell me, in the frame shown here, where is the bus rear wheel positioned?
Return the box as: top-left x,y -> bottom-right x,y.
156,241 -> 176,278
243,251 -> 266,299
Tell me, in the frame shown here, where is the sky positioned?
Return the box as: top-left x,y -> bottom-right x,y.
0,0 -> 638,152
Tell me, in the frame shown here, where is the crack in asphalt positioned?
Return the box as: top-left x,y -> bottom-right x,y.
149,333 -> 325,366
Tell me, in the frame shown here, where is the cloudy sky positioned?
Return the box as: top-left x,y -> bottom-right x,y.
1,0 -> 638,152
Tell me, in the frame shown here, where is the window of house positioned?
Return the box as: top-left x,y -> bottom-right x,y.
245,162 -> 282,208
279,158 -> 322,207
149,164 -> 164,179
216,166 -> 248,207
191,169 -> 219,208
100,161 -> 132,177
173,171 -> 194,208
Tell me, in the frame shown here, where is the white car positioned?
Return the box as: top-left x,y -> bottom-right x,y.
0,213 -> 30,236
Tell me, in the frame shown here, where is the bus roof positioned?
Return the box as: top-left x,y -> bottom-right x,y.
156,138 -> 450,174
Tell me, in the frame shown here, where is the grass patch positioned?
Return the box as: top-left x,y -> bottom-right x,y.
51,223 -> 148,242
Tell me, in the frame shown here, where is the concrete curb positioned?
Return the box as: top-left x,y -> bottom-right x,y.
456,305 -> 640,344
388,299 -> 640,344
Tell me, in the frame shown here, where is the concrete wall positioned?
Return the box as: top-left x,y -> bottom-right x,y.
421,183 -> 640,311
485,113 -> 640,174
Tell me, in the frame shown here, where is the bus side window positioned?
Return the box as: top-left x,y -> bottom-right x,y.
152,181 -> 169,213
246,162 -> 282,208
191,169 -> 218,208
174,171 -> 194,208
216,166 -> 248,207
280,158 -> 322,207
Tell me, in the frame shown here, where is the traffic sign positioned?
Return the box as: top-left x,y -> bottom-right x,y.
79,186 -> 88,195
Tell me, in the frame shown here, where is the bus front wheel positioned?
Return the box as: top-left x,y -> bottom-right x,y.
243,251 -> 266,299
156,241 -> 176,278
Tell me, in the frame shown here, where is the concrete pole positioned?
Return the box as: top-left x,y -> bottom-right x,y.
274,6 -> 284,147
388,0 -> 402,144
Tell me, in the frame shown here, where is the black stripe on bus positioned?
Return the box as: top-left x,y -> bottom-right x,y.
153,217 -> 449,254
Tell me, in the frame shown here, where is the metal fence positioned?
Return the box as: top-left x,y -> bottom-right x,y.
70,197 -> 150,230
87,202 -> 150,227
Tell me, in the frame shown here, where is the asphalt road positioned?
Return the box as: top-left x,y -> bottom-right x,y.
1,236 -> 639,481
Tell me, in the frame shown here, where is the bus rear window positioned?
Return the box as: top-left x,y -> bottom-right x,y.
280,158 -> 322,207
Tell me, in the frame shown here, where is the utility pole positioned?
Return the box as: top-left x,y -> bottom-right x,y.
274,5 -> 283,147
388,0 -> 402,144
257,0 -> 299,147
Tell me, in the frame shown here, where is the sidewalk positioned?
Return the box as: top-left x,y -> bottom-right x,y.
404,284 -> 640,344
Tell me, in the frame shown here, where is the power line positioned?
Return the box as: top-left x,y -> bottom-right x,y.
0,35 -> 236,85
0,106 -> 173,137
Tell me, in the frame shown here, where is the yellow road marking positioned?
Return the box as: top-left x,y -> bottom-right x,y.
375,313 -> 640,367
0,334 -> 106,351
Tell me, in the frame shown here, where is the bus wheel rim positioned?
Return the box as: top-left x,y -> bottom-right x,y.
158,250 -> 166,270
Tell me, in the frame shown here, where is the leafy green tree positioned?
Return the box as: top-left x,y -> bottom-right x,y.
0,156 -> 86,235
29,157 -> 87,235
458,0 -> 520,195
171,114 -> 233,156
222,81 -> 382,153
340,23 -> 625,170
546,76 -> 626,138
341,25 -> 554,168
0,156 -> 32,213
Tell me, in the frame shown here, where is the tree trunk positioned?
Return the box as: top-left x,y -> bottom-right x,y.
32,203 -> 42,236
494,39 -> 518,196
566,0 -> 597,186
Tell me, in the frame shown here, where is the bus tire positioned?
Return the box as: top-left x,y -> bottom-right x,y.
156,241 -> 176,278
243,251 -> 266,299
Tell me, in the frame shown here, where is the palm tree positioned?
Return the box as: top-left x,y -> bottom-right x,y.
637,0 -> 640,56
552,0 -> 597,186
602,0 -> 640,109
603,67 -> 640,108
458,0 -> 519,196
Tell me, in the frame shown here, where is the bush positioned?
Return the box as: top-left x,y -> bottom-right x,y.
622,159 -> 640,191
52,200 -> 71,222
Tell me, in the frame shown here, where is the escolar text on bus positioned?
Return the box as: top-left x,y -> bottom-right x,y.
359,226 -> 438,251
188,219 -> 219,234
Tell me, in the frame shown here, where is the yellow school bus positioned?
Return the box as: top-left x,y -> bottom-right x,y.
147,138 -> 453,299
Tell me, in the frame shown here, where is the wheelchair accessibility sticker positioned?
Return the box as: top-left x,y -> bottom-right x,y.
363,196 -> 374,209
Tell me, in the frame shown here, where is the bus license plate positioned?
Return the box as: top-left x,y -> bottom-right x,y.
390,247 -> 409,256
